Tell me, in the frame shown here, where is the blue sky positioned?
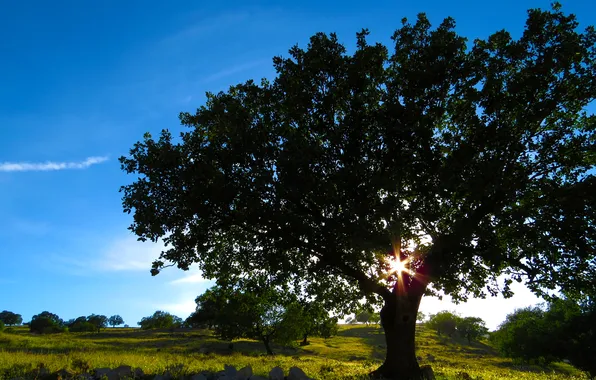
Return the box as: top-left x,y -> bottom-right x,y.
0,0 -> 593,330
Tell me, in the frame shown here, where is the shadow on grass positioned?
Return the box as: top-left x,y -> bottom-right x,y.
336,326 -> 386,360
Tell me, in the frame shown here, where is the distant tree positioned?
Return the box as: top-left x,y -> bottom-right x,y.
369,312 -> 381,326
492,297 -> 595,377
427,311 -> 459,337
120,4 -> 596,378
186,288 -> 224,329
490,305 -> 563,365
68,316 -> 96,333
296,301 -> 338,345
108,315 -> 124,327
565,300 -> 596,379
355,310 -> 372,325
86,314 -> 108,333
192,279 -> 306,355
138,311 -> 181,330
30,311 -> 65,334
457,317 -> 488,343
416,312 -> 426,323
0,311 -> 22,326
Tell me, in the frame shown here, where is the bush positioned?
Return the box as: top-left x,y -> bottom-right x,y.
427,311 -> 459,337
30,311 -> 65,334
69,321 -> 97,332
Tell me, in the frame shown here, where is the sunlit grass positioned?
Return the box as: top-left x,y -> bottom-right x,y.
0,325 -> 590,379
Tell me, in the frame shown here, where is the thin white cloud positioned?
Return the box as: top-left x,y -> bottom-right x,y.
156,298 -> 197,318
0,156 -> 108,172
97,236 -> 165,272
201,59 -> 269,84
170,272 -> 208,285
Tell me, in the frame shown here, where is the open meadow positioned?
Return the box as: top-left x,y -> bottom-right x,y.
0,325 -> 590,380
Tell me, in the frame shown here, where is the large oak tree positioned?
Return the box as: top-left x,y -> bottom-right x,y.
120,4 -> 596,379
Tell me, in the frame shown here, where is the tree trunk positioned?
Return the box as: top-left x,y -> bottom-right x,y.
371,277 -> 426,379
300,334 -> 309,346
262,337 -> 274,355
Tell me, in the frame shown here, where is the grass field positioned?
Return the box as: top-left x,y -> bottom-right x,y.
0,324 -> 590,380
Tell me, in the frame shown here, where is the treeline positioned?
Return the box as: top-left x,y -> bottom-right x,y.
490,298 -> 595,379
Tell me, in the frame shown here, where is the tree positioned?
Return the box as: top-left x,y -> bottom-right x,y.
296,301 -> 339,345
119,4 -> 596,378
138,311 -> 181,330
491,298 -> 595,376
369,312 -> 381,326
457,317 -> 488,343
416,312 -> 426,323
87,314 -> 108,333
108,315 -> 124,327
0,320 -> 4,332
0,311 -> 22,326
30,311 -> 65,334
186,288 -> 225,329
355,310 -> 372,325
191,280 -> 305,354
427,311 -> 459,337
68,316 -> 96,333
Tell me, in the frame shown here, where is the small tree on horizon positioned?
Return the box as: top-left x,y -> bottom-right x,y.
108,315 -> 124,328
0,311 -> 23,326
138,311 -> 181,330
120,4 -> 596,378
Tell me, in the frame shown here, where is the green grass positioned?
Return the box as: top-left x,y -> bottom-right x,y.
0,325 -> 590,380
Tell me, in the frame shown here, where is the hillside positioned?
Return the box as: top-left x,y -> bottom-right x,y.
0,325 -> 589,379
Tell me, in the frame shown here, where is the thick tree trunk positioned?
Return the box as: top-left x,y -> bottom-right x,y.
371,274 -> 427,379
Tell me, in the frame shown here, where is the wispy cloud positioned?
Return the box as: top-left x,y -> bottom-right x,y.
0,156 -> 108,172
48,235 -> 165,276
156,298 -> 197,318
201,59 -> 269,84
96,236 -> 165,272
169,272 -> 208,285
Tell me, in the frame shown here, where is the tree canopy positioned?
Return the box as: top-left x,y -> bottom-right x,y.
189,278 -> 316,354
108,315 -> 124,327
491,298 -> 595,377
120,4 -> 596,378
0,311 -> 22,326
138,311 -> 183,330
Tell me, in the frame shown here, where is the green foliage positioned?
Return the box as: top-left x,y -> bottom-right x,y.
295,301 -> 339,343
87,314 -> 108,332
119,4 -> 596,376
427,311 -> 459,337
68,319 -> 97,333
138,311 -> 182,330
457,317 -> 488,343
30,312 -> 66,334
0,311 -> 23,326
369,313 -> 381,325
491,298 -> 596,377
355,311 -> 372,325
416,312 -> 426,323
190,279 -> 325,354
108,315 -> 124,327
0,320 -> 4,332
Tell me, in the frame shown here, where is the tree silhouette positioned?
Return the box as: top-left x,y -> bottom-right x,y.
120,4 -> 596,378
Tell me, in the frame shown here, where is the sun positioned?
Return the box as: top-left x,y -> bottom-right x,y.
388,256 -> 413,276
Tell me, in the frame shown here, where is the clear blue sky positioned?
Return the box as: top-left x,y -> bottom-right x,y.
0,0 -> 593,330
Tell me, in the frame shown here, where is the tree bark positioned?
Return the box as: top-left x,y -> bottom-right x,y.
262,336 -> 274,355
300,334 -> 310,346
371,272 -> 427,379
